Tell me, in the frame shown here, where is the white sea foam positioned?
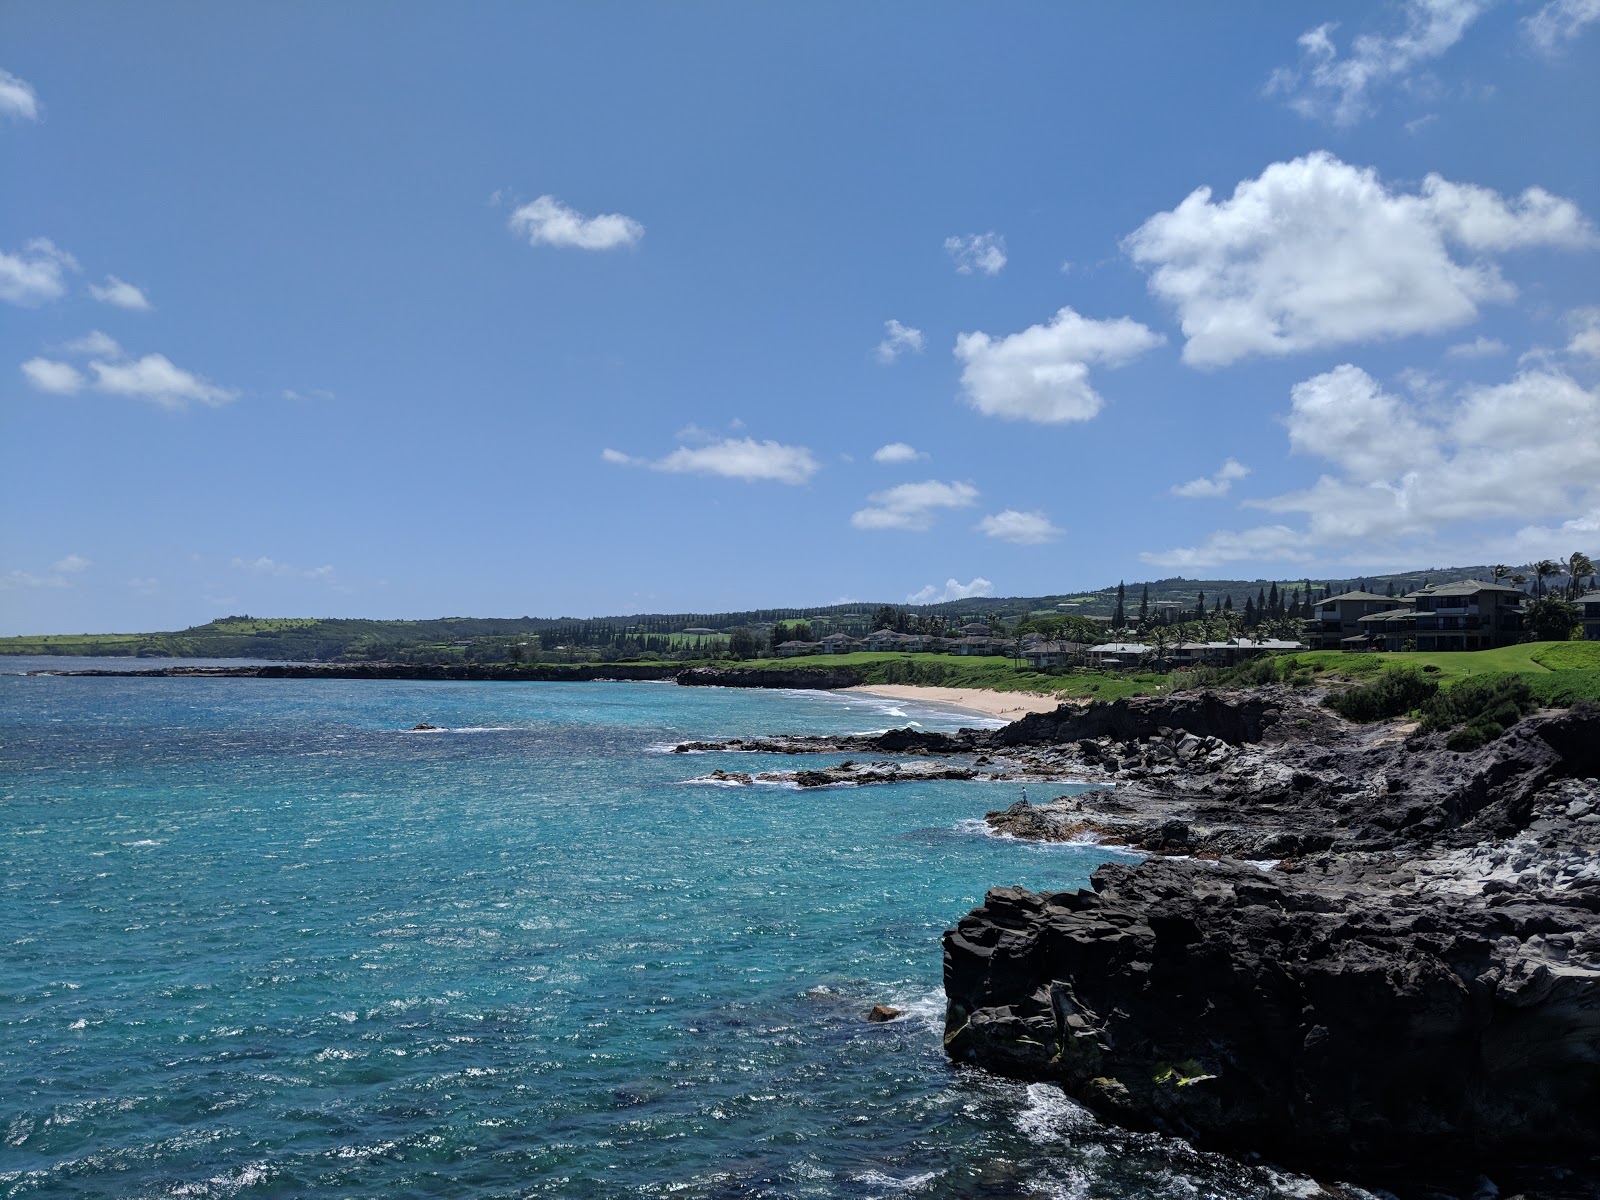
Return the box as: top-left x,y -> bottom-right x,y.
1015,1082 -> 1096,1143
852,1168 -> 944,1191
122,839 -> 161,847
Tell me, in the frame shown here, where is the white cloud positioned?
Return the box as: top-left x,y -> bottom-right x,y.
1525,0 -> 1600,51
62,330 -> 122,358
283,387 -> 335,402
509,195 -> 643,251
1140,525 -> 1315,570
944,232 -> 1006,276
1143,363 -> 1600,567
1445,335 -> 1507,358
0,238 -> 77,307
1266,0 -> 1490,126
1283,364 -> 1440,482
128,577 -> 160,596
21,357 -> 85,394
1567,306 -> 1600,360
1504,509 -> 1600,561
0,569 -> 71,591
851,480 -> 979,532
0,68 -> 38,121
872,442 -> 926,464
1171,457 -> 1250,499
907,576 -> 995,604
976,509 -> 1062,544
1124,153 -> 1594,367
231,556 -> 337,582
954,306 -> 1163,424
603,437 -> 818,484
52,554 -> 91,573
875,319 -> 925,363
87,354 -> 237,409
88,275 -> 152,311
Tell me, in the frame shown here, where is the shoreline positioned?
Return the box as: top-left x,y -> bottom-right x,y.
839,683 -> 1069,720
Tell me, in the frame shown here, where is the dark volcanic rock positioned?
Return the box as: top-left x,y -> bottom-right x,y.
993,690 -> 1281,748
944,857 -> 1600,1179
674,666 -> 864,690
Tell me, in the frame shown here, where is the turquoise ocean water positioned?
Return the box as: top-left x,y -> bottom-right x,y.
2,662 -> 1301,1198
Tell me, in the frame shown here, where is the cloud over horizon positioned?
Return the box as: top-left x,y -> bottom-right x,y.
1143,362 -> 1600,568
1125,153 -> 1594,367
852,480 -> 978,531
976,509 -> 1062,544
906,576 -> 994,604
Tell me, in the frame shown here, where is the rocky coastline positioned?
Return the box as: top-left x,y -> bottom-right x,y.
679,687 -> 1600,1194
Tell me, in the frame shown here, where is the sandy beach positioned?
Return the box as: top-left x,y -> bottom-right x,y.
840,683 -> 1070,720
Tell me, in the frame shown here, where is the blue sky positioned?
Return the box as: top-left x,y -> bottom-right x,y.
2,1 -> 1598,634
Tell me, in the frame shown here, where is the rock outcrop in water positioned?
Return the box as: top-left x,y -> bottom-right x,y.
941,690 -> 1600,1192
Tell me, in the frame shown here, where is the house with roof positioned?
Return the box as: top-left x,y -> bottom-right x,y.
1022,641 -> 1087,668
819,632 -> 861,654
1085,642 -> 1150,668
1355,606 -> 1418,652
1308,591 -> 1400,650
1582,592 -> 1600,642
774,640 -> 822,658
955,621 -> 992,637
1410,580 -> 1526,651
948,635 -> 1011,657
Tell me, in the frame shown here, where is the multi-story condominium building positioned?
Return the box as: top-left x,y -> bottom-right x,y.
1410,580 -> 1527,651
1307,590 -> 1401,650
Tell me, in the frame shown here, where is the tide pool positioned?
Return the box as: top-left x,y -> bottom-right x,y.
2,666 -> 1300,1198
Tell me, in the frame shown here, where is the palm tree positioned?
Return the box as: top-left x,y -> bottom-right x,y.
1490,564 -> 1510,583
1568,552 -> 1596,599
1533,560 -> 1562,597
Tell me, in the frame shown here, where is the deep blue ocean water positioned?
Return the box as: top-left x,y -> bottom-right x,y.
2,661 -> 1311,1199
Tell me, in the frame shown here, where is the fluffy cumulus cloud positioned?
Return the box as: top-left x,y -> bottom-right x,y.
1124,153 -> 1595,368
21,357 -> 85,394
872,442 -> 926,464
52,553 -> 91,573
1142,362 -> 1600,568
0,67 -> 38,121
509,195 -> 643,251
976,510 -> 1062,544
875,319 -> 925,363
88,275 -> 152,311
0,238 -> 77,306
1525,0 -> 1600,51
602,437 -> 818,485
954,307 -> 1163,424
1171,458 -> 1250,499
851,480 -> 978,532
907,577 -> 994,605
1266,0 -> 1489,126
944,232 -> 1006,276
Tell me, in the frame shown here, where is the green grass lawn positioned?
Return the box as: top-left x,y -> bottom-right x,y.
1272,642 -> 1597,682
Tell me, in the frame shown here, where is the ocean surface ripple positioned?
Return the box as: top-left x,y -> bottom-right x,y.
2,661 -> 1312,1198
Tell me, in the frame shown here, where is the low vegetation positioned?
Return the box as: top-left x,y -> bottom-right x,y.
1321,667 -> 1440,723
1418,675 -> 1536,751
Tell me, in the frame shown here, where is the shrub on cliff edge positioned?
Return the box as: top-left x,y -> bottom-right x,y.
1321,667 -> 1439,723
